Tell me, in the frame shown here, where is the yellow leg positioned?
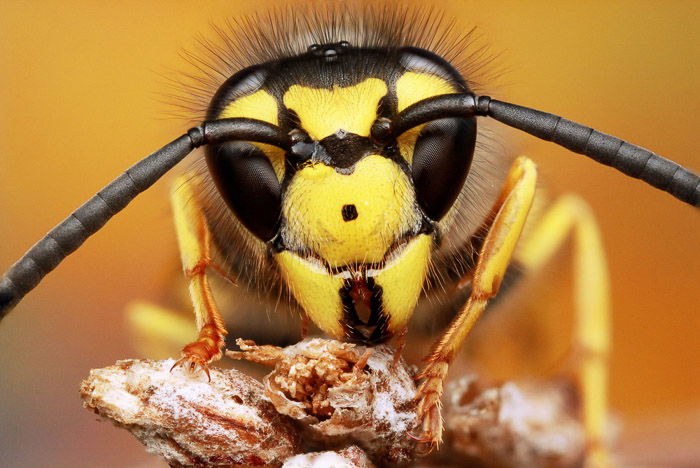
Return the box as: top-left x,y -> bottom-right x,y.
170,174 -> 229,379
414,156 -> 538,447
517,194 -> 611,467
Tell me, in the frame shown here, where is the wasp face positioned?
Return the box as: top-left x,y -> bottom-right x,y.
205,44 -> 477,343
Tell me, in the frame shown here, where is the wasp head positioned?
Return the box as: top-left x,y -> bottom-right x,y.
205,45 -> 477,343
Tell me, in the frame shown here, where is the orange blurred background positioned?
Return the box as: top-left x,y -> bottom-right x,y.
0,1 -> 698,466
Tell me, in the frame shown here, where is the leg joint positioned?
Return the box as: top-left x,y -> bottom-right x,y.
185,259 -> 210,278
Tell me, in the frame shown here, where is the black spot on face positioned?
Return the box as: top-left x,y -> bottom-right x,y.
342,204 -> 358,222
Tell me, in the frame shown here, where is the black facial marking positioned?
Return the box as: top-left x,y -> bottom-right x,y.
319,132 -> 375,168
342,204 -> 358,221
284,131 -> 379,172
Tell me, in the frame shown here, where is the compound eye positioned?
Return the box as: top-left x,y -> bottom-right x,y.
206,141 -> 281,241
411,117 -> 477,221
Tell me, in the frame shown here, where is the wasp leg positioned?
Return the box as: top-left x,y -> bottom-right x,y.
169,174 -> 228,378
415,156 -> 538,448
516,194 -> 611,467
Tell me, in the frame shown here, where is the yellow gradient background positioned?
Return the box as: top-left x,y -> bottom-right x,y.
0,1 -> 698,466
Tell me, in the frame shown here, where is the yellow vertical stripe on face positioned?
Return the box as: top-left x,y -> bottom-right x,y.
372,234 -> 432,334
283,79 -> 388,140
218,90 -> 285,180
275,251 -> 345,339
396,125 -> 422,165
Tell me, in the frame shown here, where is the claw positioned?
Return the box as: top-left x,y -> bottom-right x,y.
412,399 -> 443,450
411,366 -> 447,450
407,429 -> 439,455
170,353 -> 212,382
170,332 -> 223,382
406,430 -> 430,443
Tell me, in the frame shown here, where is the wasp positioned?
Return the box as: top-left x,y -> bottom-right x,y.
1,2 -> 698,466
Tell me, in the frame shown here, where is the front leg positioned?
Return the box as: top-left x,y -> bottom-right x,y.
170,174 -> 229,379
415,156 -> 538,447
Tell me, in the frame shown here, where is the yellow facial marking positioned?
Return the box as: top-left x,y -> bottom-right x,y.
395,72 -> 458,112
372,234 -> 432,333
283,78 -> 388,140
219,90 -> 279,124
276,251 -> 345,339
282,155 -> 418,267
271,73 -> 456,340
395,72 -> 458,165
218,90 -> 285,180
275,233 -> 433,341
396,125 -> 422,165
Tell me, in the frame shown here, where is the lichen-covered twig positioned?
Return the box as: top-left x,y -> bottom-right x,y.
80,338 -> 589,467
443,375 -> 586,467
229,338 -> 419,464
283,446 -> 375,468
80,359 -> 300,467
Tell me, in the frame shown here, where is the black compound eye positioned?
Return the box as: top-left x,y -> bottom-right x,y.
411,117 -> 477,221
206,141 -> 281,241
